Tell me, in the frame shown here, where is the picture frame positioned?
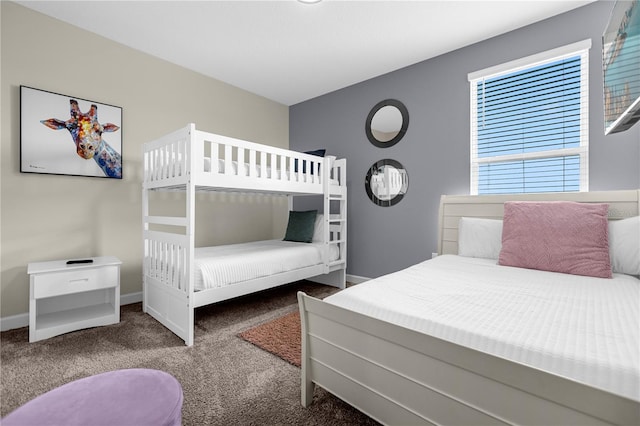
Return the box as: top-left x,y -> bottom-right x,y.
20,86 -> 123,179
602,0 -> 640,135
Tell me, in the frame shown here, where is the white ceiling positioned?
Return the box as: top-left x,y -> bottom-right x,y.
17,0 -> 596,106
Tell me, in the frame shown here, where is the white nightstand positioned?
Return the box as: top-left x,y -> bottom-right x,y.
27,256 -> 122,342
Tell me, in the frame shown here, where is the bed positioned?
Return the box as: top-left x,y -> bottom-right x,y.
142,124 -> 347,346
297,190 -> 640,425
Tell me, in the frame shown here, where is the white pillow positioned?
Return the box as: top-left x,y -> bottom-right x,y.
458,217 -> 503,260
609,216 -> 640,276
312,214 -> 324,243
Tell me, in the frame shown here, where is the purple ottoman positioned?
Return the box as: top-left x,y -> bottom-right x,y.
2,369 -> 183,426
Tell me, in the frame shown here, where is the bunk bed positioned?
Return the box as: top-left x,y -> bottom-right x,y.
142,124 -> 347,346
298,190 -> 640,426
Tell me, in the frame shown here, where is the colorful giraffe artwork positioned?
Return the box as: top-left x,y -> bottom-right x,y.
41,100 -> 122,178
20,86 -> 122,179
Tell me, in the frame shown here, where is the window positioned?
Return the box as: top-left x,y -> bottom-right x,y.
468,40 -> 591,195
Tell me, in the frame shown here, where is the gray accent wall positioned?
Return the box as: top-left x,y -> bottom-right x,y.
290,1 -> 640,279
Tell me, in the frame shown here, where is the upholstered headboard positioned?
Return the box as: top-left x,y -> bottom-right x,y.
438,190 -> 640,255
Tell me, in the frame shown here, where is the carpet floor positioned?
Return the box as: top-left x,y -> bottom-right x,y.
1,281 -> 379,425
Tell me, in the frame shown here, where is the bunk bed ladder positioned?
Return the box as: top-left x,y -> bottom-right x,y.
323,158 -> 347,279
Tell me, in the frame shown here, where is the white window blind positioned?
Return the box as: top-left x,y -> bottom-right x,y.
468,40 -> 591,195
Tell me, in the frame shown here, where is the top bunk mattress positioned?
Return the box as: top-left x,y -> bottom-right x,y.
324,254 -> 640,401
194,239 -> 339,291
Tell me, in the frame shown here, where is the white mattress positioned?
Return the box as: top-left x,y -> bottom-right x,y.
324,254 -> 640,401
194,239 -> 339,291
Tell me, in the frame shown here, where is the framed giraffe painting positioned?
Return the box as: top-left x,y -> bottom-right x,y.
20,86 -> 123,179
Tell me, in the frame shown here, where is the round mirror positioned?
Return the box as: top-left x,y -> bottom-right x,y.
365,159 -> 409,207
365,99 -> 409,148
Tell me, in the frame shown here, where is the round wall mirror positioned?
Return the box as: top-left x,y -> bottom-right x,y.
365,99 -> 409,148
365,159 -> 409,207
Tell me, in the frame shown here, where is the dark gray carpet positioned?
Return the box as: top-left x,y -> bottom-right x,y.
1,281 -> 379,425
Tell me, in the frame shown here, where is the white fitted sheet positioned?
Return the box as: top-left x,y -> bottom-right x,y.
325,254 -> 640,401
194,239 -> 339,291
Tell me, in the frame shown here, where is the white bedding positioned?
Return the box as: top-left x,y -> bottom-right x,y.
324,254 -> 640,401
194,239 -> 339,291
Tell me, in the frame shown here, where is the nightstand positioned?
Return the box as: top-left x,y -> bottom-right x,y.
27,256 -> 122,342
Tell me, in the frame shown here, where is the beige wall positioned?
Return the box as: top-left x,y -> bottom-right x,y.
1,2 -> 289,318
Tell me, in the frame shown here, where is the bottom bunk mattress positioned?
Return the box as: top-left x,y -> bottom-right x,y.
194,239 -> 339,291
323,254 -> 640,401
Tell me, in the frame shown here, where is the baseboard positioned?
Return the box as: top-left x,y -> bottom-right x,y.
121,291 -> 143,306
0,313 -> 28,333
346,274 -> 370,285
0,291 -> 144,332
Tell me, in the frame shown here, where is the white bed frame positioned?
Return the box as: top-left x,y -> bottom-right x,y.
142,124 -> 347,346
298,189 -> 640,426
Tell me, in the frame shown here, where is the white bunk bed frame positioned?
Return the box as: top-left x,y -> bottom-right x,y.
298,189 -> 640,426
142,124 -> 347,346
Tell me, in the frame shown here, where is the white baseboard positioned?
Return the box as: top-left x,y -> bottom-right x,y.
121,291 -> 143,306
0,313 -> 28,333
346,274 -> 370,285
0,291 -> 144,332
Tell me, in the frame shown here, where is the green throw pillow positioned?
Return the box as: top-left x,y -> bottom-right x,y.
283,210 -> 318,243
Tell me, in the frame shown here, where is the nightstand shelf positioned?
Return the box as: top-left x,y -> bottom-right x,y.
35,302 -> 117,334
28,256 -> 122,342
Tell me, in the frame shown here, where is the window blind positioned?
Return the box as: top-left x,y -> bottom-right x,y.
469,41 -> 590,195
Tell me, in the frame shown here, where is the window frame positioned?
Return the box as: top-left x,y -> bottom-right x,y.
468,39 -> 591,195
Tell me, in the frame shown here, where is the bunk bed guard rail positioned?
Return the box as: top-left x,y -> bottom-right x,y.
143,123 -> 344,194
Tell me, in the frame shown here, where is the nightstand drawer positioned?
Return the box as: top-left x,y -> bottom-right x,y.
32,266 -> 118,299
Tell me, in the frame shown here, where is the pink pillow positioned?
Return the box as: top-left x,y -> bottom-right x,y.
498,201 -> 612,278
